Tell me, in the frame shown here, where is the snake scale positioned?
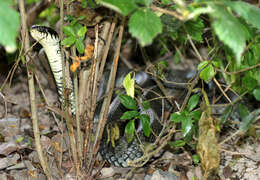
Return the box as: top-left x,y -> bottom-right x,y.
30,25 -> 167,167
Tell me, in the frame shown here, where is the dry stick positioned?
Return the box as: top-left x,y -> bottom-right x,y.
83,29 -> 98,165
187,33 -> 233,104
150,5 -> 184,21
0,92 -> 8,118
60,0 -> 79,175
83,25 -> 99,165
72,47 -> 83,165
18,0 -> 52,179
89,16 -> 123,174
141,48 -> 174,106
128,127 -> 176,167
83,21 -> 112,169
85,18 -> 117,166
216,62 -> 260,75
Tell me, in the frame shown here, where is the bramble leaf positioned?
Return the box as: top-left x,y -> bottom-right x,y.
0,1 -> 20,52
129,9 -> 162,46
125,120 -> 135,142
228,1 -> 260,29
210,5 -> 249,65
75,39 -> 85,54
119,94 -> 138,110
121,110 -> 139,120
139,114 -> 150,137
99,0 -> 138,16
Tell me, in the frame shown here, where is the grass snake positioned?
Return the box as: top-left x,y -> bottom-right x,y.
30,25 -> 168,167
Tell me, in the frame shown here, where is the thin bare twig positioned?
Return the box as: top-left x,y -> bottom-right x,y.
19,0 -> 52,179
150,5 -> 184,21
88,15 -> 124,175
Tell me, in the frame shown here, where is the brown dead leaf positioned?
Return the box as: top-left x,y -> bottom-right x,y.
52,141 -> 62,153
197,103 -> 220,179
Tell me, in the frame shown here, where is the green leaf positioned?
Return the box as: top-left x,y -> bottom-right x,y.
228,1 -> 260,29
137,0 -> 153,6
192,154 -> 200,165
61,36 -> 76,47
187,94 -> 200,112
197,60 -> 208,70
182,116 -> 193,137
139,114 -> 151,137
120,110 -> 139,120
77,26 -> 87,37
0,1 -> 20,53
129,9 -> 162,46
220,105 -> 233,124
119,94 -> 138,110
170,111 -> 187,123
238,103 -> 250,120
81,0 -> 87,8
185,18 -> 204,43
99,0 -> 138,16
62,25 -> 76,36
253,88 -> 260,101
123,72 -> 135,98
239,109 -> 260,132
125,120 -> 135,142
198,61 -> 215,83
75,39 -> 85,54
16,136 -> 24,143
142,101 -> 150,111
190,110 -> 202,121
242,75 -> 257,91
169,140 -> 186,148
201,64 -> 215,83
210,5 -> 249,65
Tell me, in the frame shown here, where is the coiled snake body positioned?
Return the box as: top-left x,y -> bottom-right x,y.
30,25 -> 165,167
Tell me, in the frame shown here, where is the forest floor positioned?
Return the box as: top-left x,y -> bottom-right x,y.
0,59 -> 259,180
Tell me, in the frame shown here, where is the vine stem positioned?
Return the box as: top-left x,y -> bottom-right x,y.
18,0 -> 52,179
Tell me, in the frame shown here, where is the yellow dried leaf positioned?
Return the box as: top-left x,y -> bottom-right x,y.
197,109 -> 220,178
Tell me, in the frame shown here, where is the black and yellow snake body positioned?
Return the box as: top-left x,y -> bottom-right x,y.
30,25 -> 167,167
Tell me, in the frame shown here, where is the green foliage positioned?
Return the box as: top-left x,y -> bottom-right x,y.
169,140 -> 186,148
39,4 -> 59,26
139,114 -> 151,137
184,18 -> 204,43
99,0 -> 162,46
125,120 -> 135,142
119,93 -> 152,142
197,61 -> 216,83
123,72 -> 135,98
142,101 -> 150,111
121,110 -> 139,120
129,9 -> 162,46
239,109 -> 260,132
61,16 -> 87,54
119,94 -> 138,110
210,4 -> 250,66
192,154 -> 200,165
99,0 -> 138,16
0,0 -> 20,53
253,89 -> 260,101
187,94 -> 200,112
170,94 -> 202,138
227,1 -> 260,29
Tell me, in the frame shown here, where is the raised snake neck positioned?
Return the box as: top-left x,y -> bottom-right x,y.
30,25 -> 167,167
30,25 -> 76,114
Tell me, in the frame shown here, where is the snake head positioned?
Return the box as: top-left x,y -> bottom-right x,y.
30,25 -> 59,46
